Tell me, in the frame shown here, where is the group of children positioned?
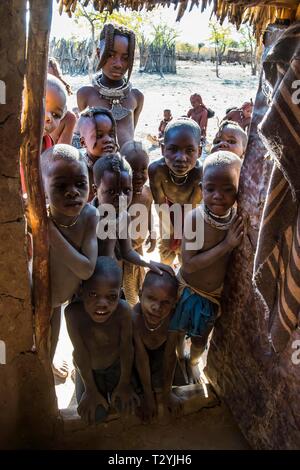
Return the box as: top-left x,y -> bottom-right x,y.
25,22 -> 251,425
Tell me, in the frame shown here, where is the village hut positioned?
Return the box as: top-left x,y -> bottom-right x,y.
1,0 -> 300,449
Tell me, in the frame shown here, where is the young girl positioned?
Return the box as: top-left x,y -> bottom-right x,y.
210,121 -> 248,159
48,57 -> 76,145
120,141 -> 157,306
77,23 -> 144,147
92,153 -> 172,278
78,106 -> 118,201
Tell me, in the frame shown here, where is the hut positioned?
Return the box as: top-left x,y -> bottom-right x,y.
1,0 -> 300,449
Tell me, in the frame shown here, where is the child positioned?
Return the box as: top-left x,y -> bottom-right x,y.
132,271 -> 180,422
158,109 -> 173,150
21,74 -> 67,195
148,117 -> 202,266
163,151 -> 243,412
210,120 -> 248,159
48,57 -> 76,145
121,140 -> 156,306
223,101 -> 253,132
92,153 -> 173,278
65,257 -> 138,424
41,144 -> 98,378
78,106 -> 118,200
77,23 -> 144,147
187,93 -> 208,138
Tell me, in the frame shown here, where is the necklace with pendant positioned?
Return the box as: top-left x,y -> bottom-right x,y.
47,207 -> 79,229
92,72 -> 132,121
168,169 -> 189,186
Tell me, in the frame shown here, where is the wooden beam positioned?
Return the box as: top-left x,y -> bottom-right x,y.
20,0 -> 53,358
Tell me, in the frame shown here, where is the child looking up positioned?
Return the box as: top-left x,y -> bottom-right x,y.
121,140 -> 156,306
44,74 -> 67,150
78,107 -> 117,200
211,121 -> 248,159
187,93 -> 208,138
163,151 -> 243,411
41,144 -> 98,378
21,75 -> 67,195
148,117 -> 202,266
132,271 -> 181,422
77,23 -> 144,147
48,57 -> 76,145
65,257 -> 138,424
92,153 -> 173,278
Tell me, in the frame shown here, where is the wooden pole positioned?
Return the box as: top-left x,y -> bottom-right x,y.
20,0 -> 53,358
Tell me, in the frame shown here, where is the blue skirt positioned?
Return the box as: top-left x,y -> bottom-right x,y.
169,287 -> 217,338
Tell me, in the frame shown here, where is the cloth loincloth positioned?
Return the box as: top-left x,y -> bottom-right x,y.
169,271 -> 222,338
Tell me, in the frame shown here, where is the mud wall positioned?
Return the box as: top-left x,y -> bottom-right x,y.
206,25 -> 300,450
0,0 -> 58,449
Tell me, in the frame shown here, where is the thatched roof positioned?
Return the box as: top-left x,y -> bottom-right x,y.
57,0 -> 300,39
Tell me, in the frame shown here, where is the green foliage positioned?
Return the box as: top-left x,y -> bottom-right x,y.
74,5 -> 145,42
176,42 -> 196,54
208,21 -> 233,54
150,22 -> 178,48
238,24 -> 256,52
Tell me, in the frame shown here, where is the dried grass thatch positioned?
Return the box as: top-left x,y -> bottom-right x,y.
57,0 -> 300,40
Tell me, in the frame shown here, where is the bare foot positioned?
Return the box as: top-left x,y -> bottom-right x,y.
52,360 -> 69,382
186,357 -> 203,384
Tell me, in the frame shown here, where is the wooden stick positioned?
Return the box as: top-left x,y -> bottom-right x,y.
20,0 -> 53,357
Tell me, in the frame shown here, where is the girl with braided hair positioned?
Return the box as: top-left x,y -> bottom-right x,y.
77,23 -> 144,147
91,153 -> 174,283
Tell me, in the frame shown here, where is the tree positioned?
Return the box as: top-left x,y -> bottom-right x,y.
197,42 -> 205,59
147,22 -> 178,77
239,24 -> 257,76
208,21 -> 233,77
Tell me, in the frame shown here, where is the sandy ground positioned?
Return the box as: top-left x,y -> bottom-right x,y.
54,62 -> 258,448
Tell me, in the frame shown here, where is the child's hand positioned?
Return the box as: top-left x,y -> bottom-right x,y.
111,383 -> 140,415
77,389 -> 108,425
225,215 -> 244,249
148,261 -> 175,277
145,232 -> 157,253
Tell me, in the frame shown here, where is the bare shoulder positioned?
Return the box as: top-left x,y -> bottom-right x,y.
77,85 -> 96,97
195,159 -> 203,174
118,299 -> 133,324
148,157 -> 166,177
65,301 -> 85,324
81,203 -> 98,222
143,185 -> 153,203
131,303 -> 141,325
77,85 -> 98,109
132,87 -> 144,103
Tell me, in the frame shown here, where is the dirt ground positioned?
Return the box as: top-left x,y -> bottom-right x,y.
54,62 -> 258,449
67,61 -> 259,158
